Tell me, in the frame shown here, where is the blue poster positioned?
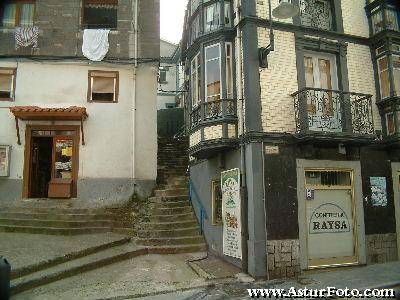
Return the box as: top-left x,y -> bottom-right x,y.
370,177 -> 387,207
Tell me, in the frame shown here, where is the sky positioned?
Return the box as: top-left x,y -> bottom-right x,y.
160,0 -> 188,44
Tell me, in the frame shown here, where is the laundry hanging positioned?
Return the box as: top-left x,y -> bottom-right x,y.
15,26 -> 39,50
82,29 -> 110,62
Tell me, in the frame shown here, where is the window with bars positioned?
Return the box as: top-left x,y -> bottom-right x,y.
299,0 -> 334,31
1,1 -> 35,28
83,0 -> 118,29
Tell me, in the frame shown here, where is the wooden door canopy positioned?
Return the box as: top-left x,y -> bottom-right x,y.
10,106 -> 88,145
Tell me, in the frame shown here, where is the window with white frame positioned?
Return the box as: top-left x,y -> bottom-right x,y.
225,42 -> 233,99
205,44 -> 221,102
224,1 -> 232,27
191,54 -> 201,107
88,70 -> 119,103
0,68 -> 16,101
204,2 -> 221,32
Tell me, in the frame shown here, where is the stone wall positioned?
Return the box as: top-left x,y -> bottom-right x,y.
267,239 -> 301,279
366,233 -> 398,264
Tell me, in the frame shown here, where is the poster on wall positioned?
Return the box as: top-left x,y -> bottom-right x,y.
221,168 -> 242,259
370,177 -> 388,207
0,145 -> 11,177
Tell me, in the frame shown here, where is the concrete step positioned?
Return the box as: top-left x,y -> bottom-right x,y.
154,188 -> 189,197
141,220 -> 199,230
156,201 -> 190,208
136,235 -> 205,246
150,212 -> 194,223
3,207 -> 129,215
138,227 -> 200,238
12,237 -> 132,279
148,243 -> 207,254
11,242 -> 147,295
0,218 -> 131,229
149,195 -> 188,203
0,212 -> 132,222
151,206 -> 192,215
0,225 -> 113,235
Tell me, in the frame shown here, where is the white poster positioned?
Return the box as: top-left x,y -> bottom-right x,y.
221,168 -> 242,259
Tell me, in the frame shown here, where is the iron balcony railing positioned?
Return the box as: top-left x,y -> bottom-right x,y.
189,98 -> 237,129
292,87 -> 375,135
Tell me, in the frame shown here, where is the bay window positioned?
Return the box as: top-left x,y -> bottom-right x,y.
204,2 -> 221,32
376,43 -> 400,99
1,1 -> 35,28
191,54 -> 201,107
369,4 -> 400,35
205,44 -> 221,102
225,43 -> 233,99
378,55 -> 390,99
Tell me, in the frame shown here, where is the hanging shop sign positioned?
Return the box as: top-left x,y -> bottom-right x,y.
0,145 -> 11,177
370,177 -> 388,207
309,203 -> 351,234
222,168 -> 242,259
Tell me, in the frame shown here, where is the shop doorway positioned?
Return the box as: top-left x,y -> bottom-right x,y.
23,125 -> 79,199
297,160 -> 366,270
30,137 -> 53,198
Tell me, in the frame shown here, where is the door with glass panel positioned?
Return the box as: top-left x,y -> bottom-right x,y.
305,170 -> 357,267
304,52 -> 341,132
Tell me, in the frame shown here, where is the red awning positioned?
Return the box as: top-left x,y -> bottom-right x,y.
9,106 -> 88,145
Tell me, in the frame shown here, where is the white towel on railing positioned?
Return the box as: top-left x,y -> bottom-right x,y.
82,29 -> 110,61
15,26 -> 39,49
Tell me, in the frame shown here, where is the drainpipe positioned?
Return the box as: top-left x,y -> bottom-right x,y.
237,21 -> 248,274
132,0 -> 139,180
262,141 -> 269,281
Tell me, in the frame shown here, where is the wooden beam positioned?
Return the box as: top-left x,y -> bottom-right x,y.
15,117 -> 21,145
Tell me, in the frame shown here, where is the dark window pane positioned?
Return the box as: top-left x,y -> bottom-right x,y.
92,93 -> 114,101
84,6 -> 117,29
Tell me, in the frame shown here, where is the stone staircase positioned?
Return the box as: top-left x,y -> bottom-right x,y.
0,207 -> 135,235
136,137 -> 206,253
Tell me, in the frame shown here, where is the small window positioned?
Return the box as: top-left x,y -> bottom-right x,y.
386,112 -> 395,136
158,68 -> 167,83
166,103 -> 176,109
1,1 -> 35,28
305,170 -> 352,187
0,68 -> 16,101
88,71 -> 119,103
83,0 -> 118,29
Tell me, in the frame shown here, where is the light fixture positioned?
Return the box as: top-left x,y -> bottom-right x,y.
272,0 -> 300,19
259,0 -> 300,68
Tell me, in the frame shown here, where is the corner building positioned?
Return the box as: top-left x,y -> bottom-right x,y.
181,0 -> 400,278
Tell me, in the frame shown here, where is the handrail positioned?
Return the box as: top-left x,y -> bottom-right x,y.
189,178 -> 208,234
291,87 -> 373,98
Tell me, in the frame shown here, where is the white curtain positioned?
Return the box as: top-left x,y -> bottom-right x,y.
20,4 -> 35,27
3,4 -> 16,28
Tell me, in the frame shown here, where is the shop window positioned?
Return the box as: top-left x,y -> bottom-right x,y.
1,1 -> 35,28
205,44 -> 221,102
305,170 -> 352,186
83,0 -> 118,29
212,180 -> 222,226
0,68 -> 16,101
88,70 -> 119,103
299,0 -> 333,31
386,112 -> 396,135
204,2 -> 221,32
190,53 -> 201,107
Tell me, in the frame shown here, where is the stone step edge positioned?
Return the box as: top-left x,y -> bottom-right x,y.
0,225 -> 123,234
11,237 -> 132,280
11,243 -> 207,295
138,226 -> 199,234
0,218 -> 131,226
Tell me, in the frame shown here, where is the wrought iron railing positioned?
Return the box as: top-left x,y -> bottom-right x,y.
189,98 -> 237,128
292,88 -> 375,135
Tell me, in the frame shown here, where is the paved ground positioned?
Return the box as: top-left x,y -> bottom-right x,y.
0,232 -> 128,271
14,253 -> 208,300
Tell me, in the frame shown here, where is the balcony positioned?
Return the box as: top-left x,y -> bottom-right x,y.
292,88 -> 376,142
188,98 -> 238,158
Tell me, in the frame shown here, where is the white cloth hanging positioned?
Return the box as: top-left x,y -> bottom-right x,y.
82,29 -> 110,61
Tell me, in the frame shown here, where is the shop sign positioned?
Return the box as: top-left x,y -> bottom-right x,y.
222,168 -> 242,259
309,203 -> 351,234
0,145 -> 11,177
370,177 -> 387,207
